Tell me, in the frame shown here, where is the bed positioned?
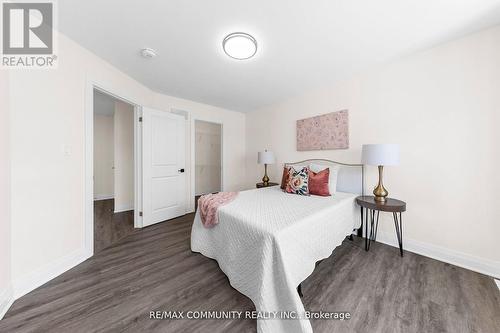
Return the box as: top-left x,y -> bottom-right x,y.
191,159 -> 363,333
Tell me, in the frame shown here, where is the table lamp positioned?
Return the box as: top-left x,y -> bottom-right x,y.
361,144 -> 400,202
258,150 -> 275,186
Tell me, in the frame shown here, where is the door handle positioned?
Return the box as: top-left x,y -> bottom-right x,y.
178,168 -> 185,173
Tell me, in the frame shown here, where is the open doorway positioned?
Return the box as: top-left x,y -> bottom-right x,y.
194,120 -> 222,209
93,89 -> 135,254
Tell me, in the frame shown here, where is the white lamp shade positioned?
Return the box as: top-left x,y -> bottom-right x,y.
258,151 -> 275,164
362,144 -> 400,166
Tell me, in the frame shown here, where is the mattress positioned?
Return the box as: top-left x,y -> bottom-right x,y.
191,186 -> 360,333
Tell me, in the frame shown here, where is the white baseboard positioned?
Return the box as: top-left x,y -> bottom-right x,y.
12,248 -> 91,299
114,203 -> 134,213
94,194 -> 114,201
376,231 -> 500,279
0,285 -> 14,320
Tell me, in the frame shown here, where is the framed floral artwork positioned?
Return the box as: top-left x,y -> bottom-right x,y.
296,110 -> 349,151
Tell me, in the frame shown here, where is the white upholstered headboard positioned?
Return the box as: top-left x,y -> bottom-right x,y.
284,159 -> 364,195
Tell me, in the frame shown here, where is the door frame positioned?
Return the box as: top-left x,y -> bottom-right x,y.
84,79 -> 143,258
191,118 -> 224,209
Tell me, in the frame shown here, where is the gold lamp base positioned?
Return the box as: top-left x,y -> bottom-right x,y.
373,165 -> 388,202
262,164 -> 269,186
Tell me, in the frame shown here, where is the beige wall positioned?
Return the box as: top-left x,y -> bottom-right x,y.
195,120 -> 222,195
0,70 -> 12,317
113,101 -> 134,212
93,114 -> 114,199
246,26 -> 500,274
8,31 -> 246,297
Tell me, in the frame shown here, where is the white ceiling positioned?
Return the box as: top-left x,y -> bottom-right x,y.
60,0 -> 500,112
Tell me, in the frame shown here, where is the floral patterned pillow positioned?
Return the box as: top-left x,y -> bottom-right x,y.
285,167 -> 309,195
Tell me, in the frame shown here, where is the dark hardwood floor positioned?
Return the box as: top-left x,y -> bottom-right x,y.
2,213 -> 499,333
94,199 -> 135,254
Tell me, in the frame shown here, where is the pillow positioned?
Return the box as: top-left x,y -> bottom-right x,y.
309,163 -> 339,194
309,168 -> 330,196
280,166 -> 290,189
281,164 -> 307,189
285,167 -> 309,195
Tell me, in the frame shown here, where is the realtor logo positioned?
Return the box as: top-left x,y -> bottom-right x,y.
3,2 -> 53,54
1,1 -> 57,68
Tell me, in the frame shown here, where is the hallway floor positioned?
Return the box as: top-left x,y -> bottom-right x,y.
94,199 -> 135,254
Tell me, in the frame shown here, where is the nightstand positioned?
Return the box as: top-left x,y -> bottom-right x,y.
355,196 -> 406,257
256,182 -> 279,188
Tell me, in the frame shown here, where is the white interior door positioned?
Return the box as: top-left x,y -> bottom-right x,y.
142,107 -> 186,227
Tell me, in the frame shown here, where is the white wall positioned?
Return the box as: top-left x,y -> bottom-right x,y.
93,114 -> 114,199
151,93 -> 246,212
246,26 -> 500,277
195,120 -> 222,195
0,71 -> 13,318
7,30 -> 246,299
113,101 -> 134,212
9,31 -> 152,297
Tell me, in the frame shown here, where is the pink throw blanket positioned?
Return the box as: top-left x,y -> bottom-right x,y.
198,192 -> 238,228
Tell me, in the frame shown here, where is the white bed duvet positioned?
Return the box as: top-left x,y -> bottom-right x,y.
191,186 -> 360,333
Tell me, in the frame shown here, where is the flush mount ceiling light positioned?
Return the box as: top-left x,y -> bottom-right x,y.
141,48 -> 157,58
222,32 -> 257,60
